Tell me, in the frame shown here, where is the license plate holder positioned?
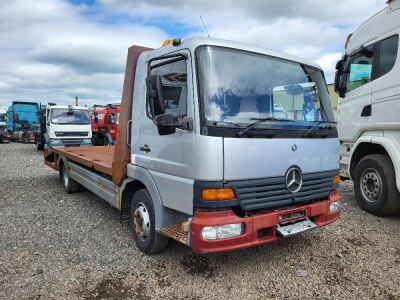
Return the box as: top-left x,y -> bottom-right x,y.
277,218 -> 316,237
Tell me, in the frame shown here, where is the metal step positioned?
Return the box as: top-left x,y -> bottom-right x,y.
160,224 -> 188,245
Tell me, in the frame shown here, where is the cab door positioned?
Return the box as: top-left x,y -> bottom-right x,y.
137,50 -> 195,215
371,35 -> 399,126
338,46 -> 374,142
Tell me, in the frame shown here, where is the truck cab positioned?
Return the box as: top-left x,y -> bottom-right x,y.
334,0 -> 400,215
90,103 -> 120,145
45,37 -> 341,254
0,121 -> 11,143
6,101 -> 39,143
44,104 -> 92,148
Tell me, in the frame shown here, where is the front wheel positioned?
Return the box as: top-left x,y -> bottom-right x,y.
36,140 -> 44,150
129,189 -> 168,254
354,154 -> 400,216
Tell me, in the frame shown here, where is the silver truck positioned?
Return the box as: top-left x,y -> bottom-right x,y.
45,37 -> 341,254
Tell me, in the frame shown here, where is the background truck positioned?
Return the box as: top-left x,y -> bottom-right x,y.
6,101 -> 39,143
45,37 -> 341,254
39,104 -> 92,149
334,0 -> 400,216
90,103 -> 120,145
0,121 -> 11,143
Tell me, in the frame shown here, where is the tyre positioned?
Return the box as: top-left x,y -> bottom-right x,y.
354,154 -> 400,216
36,141 -> 44,150
130,189 -> 168,254
91,135 -> 101,146
61,162 -> 80,194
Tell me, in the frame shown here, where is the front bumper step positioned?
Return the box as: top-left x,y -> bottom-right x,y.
160,224 -> 188,245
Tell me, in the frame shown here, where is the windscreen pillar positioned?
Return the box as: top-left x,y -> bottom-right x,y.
112,45 -> 153,185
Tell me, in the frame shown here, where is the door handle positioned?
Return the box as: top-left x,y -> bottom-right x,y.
361,105 -> 372,117
140,145 -> 151,152
126,120 -> 132,147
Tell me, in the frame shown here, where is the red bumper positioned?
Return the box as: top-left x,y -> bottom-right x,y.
190,191 -> 340,253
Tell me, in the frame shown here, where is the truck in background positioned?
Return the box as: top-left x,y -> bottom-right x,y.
6,101 -> 39,143
0,121 -> 11,143
90,103 -> 120,146
45,37 -> 341,254
40,104 -> 92,149
334,0 -> 400,216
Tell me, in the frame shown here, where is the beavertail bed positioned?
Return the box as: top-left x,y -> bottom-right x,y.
44,146 -> 114,176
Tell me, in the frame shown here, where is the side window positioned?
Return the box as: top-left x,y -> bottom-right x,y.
377,35 -> 398,78
147,58 -> 187,119
346,51 -> 374,92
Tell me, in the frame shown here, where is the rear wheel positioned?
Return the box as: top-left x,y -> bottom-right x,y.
61,162 -> 80,194
354,154 -> 400,216
91,135 -> 101,146
130,189 -> 168,254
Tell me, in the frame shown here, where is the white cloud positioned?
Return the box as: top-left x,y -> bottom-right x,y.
0,0 -> 167,111
316,53 -> 343,83
0,0 -> 387,111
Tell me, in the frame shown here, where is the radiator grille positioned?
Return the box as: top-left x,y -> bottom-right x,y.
61,138 -> 83,145
55,132 -> 88,137
230,170 -> 338,211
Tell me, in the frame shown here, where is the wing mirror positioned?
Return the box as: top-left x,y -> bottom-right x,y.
146,74 -> 166,117
154,114 -> 178,135
334,58 -> 346,98
153,114 -> 193,136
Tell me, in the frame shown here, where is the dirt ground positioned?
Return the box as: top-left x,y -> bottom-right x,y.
1,143 -> 400,299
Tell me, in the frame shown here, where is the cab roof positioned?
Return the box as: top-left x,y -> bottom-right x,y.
345,1 -> 400,53
149,36 -> 322,70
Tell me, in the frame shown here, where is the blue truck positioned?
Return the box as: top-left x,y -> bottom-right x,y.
6,101 -> 40,143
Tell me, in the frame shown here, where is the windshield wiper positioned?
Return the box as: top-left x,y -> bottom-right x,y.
303,121 -> 336,137
237,117 -> 295,137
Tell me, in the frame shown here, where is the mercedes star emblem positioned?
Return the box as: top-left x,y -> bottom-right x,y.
285,166 -> 303,193
291,144 -> 297,152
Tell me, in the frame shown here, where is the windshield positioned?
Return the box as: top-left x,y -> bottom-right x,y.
197,46 -> 335,130
50,108 -> 90,125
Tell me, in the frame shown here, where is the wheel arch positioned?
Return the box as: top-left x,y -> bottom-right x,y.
120,165 -> 181,231
350,136 -> 400,193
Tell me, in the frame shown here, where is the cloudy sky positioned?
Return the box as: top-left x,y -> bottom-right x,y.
0,0 -> 385,112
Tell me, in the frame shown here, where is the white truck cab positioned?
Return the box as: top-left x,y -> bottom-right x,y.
334,0 -> 400,215
44,104 -> 92,148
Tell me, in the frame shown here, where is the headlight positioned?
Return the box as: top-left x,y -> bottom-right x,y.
82,138 -> 92,144
201,223 -> 244,240
50,139 -> 62,145
330,201 -> 341,214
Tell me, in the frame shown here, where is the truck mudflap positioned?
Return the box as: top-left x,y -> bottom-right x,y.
189,191 -> 341,253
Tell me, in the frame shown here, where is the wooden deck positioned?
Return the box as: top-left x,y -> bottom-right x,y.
50,146 -> 114,176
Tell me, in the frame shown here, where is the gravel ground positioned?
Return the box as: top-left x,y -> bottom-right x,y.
1,143 -> 400,300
